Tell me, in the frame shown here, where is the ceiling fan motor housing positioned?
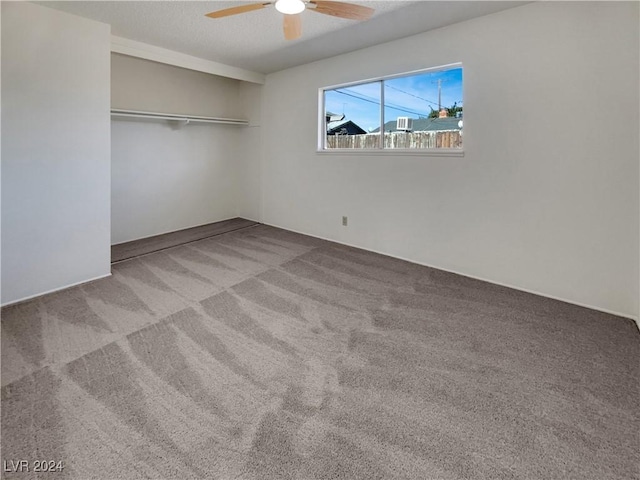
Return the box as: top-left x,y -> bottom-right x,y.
275,0 -> 306,15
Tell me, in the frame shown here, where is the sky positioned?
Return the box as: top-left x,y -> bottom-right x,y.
325,67 -> 463,132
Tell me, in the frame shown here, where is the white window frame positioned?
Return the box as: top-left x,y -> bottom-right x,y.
318,63 -> 464,156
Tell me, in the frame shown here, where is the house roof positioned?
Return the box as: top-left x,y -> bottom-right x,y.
373,116 -> 462,133
327,119 -> 367,135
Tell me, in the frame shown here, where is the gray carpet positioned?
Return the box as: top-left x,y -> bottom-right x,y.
1,224 -> 638,479
111,218 -> 259,263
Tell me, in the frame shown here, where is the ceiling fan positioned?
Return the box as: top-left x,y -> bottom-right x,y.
205,1 -> 375,41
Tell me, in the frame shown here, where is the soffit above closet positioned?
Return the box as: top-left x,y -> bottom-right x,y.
39,1 -> 526,75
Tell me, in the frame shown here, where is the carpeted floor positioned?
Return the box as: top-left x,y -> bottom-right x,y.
111,218 -> 259,263
1,224 -> 638,479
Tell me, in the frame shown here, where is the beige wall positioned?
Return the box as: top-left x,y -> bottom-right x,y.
111,53 -> 241,117
111,54 -> 244,244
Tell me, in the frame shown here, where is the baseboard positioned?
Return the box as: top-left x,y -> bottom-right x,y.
4,223 -> 637,330
1,273 -> 112,308
262,221 -> 639,325
237,215 -> 261,224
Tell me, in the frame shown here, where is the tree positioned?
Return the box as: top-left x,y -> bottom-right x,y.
447,102 -> 463,117
429,103 -> 463,118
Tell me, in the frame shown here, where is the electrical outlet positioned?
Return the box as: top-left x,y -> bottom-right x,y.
342,216 -> 348,226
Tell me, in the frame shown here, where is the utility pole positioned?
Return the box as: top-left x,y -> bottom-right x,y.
432,78 -> 448,111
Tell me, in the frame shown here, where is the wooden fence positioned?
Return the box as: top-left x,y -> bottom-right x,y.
326,130 -> 462,149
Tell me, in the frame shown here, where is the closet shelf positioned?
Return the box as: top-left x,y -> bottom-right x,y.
110,109 -> 249,126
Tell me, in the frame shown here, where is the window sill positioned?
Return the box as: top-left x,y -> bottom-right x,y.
316,148 -> 464,157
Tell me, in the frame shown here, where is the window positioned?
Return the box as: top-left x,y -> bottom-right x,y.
320,64 -> 463,152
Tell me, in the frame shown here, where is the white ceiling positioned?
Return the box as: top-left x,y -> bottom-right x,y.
39,1 -> 526,74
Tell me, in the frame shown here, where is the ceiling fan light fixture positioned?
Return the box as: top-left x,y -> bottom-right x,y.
275,0 -> 305,15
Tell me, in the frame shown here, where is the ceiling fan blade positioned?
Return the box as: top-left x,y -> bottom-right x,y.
283,14 -> 302,40
205,2 -> 270,19
309,1 -> 374,21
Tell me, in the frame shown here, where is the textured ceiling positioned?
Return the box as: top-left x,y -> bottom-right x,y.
39,1 -> 526,74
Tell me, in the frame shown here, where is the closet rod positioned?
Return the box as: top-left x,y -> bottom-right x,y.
110,109 -> 248,126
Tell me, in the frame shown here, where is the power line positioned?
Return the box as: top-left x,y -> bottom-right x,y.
333,89 -> 428,118
334,86 -> 435,117
334,88 -> 379,104
386,104 -> 429,118
384,84 -> 441,109
332,89 -> 379,107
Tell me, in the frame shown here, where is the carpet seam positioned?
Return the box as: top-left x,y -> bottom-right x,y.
111,222 -> 262,264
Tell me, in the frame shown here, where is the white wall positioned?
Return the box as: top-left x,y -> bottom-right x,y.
111,54 -> 243,244
236,81 -> 264,222
1,2 -> 111,305
257,2 -> 640,319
